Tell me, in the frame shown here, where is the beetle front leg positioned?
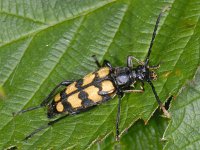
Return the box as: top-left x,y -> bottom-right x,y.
127,55 -> 144,68
124,82 -> 144,93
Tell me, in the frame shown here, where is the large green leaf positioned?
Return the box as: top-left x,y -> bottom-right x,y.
0,0 -> 199,149
90,111 -> 168,150
164,67 -> 200,149
120,111 -> 168,150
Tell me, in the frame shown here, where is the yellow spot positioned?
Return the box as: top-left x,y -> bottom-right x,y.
97,67 -> 110,78
82,72 -> 95,86
67,93 -> 82,108
54,93 -> 61,102
101,80 -> 115,94
66,82 -> 77,94
56,102 -> 64,112
84,86 -> 102,102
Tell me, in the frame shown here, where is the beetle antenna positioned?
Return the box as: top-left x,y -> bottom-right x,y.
145,6 -> 170,66
13,105 -> 43,116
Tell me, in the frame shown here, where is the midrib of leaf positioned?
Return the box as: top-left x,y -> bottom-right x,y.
0,37 -> 32,86
1,38 -> 33,87
2,0 -> 115,20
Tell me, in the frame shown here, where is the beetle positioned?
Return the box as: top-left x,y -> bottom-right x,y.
14,8 -> 170,141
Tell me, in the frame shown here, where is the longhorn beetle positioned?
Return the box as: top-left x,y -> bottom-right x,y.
14,8 -> 170,141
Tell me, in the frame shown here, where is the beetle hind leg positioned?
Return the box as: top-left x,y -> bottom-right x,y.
13,80 -> 73,116
116,93 -> 123,141
24,113 -> 70,141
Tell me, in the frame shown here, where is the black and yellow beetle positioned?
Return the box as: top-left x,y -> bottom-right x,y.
14,9 -> 170,141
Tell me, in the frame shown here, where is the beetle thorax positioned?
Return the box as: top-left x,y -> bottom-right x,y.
114,67 -> 133,87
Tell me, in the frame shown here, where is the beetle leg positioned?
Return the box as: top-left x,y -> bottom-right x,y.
123,89 -> 144,93
24,105 -> 98,140
98,91 -> 109,95
40,80 -> 73,106
148,64 -> 160,70
116,93 -> 123,141
13,80 -> 73,116
124,82 -> 144,93
103,60 -> 115,73
23,124 -> 49,141
92,55 -> 101,68
127,55 -> 144,68
98,90 -> 115,95
148,80 -> 170,118
140,82 -> 145,91
23,113 -> 70,140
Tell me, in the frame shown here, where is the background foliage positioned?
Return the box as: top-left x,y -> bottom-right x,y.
0,0 -> 199,149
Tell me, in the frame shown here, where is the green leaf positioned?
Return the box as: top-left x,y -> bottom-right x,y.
164,67 -> 200,149
0,86 -> 5,99
0,0 -> 199,149
90,111 -> 168,150
120,112 -> 168,150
